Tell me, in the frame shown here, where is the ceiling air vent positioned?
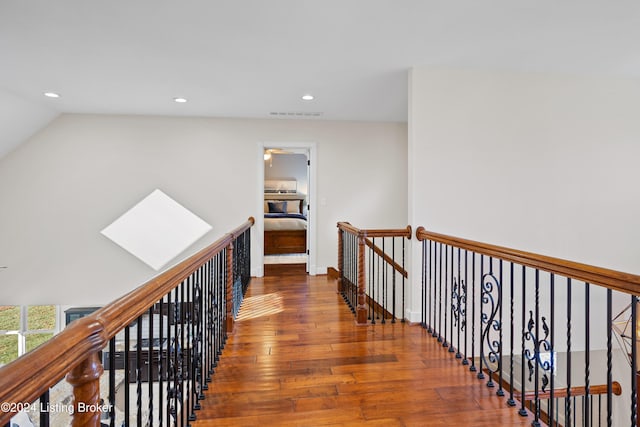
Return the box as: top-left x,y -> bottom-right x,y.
269,112 -> 323,118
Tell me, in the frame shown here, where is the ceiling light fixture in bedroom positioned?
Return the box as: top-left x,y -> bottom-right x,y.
173,97 -> 187,103
301,94 -> 314,101
44,92 -> 60,98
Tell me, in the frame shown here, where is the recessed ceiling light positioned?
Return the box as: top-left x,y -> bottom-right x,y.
301,94 -> 314,101
44,92 -> 60,98
173,97 -> 187,103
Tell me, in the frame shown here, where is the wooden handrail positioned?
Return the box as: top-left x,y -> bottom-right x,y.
337,222 -> 412,239
416,227 -> 640,296
364,238 -> 408,278
0,217 -> 254,425
515,381 -> 622,400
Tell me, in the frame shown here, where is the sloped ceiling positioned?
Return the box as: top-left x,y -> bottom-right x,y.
1,1 -> 640,158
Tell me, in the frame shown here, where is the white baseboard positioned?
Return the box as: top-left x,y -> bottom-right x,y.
405,309 -> 422,324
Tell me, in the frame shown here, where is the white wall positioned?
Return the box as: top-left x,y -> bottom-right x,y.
407,67 -> 640,325
0,114 -> 407,306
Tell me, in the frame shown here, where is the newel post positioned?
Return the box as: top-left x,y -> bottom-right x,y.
226,240 -> 235,334
67,351 -> 104,426
337,226 -> 344,293
356,233 -> 367,324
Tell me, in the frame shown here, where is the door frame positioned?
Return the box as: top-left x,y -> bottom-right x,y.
255,141 -> 317,277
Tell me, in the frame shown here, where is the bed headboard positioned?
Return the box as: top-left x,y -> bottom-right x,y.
264,180 -> 297,193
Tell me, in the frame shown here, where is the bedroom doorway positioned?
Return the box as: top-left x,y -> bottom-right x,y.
257,142 -> 316,277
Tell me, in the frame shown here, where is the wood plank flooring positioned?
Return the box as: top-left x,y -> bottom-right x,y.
194,272 -> 537,426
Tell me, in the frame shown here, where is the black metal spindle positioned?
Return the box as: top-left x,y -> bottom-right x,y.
470,252 -> 477,373
382,238 -> 387,324
631,295 -> 638,427
421,240 -> 426,329
136,315 -> 142,427
533,269 -> 540,427
448,245 -> 454,353
566,278 -> 572,426
443,245 -> 448,348
519,266 -> 528,417
463,249 -> 469,366
39,390 -> 49,427
108,337 -> 116,427
148,306 -> 154,425
432,241 -> 438,338
507,262 -> 515,406
401,236 -> 406,323
497,259 -> 504,397
585,282 -> 590,427
392,237 -> 397,322
456,247 -> 462,359
478,254 -> 485,381
549,273 -> 555,427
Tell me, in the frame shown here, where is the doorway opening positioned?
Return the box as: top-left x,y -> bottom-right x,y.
257,143 -> 316,277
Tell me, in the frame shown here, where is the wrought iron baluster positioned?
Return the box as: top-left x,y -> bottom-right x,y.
446,247 -> 456,353
470,252 -> 477,373
402,235 -> 406,323
566,278 -> 572,426
382,237 -> 387,324
507,262 -> 515,407
147,306 -> 154,425
549,273 -> 555,426
443,244 -> 448,348
392,236 -> 396,322
136,315 -> 142,427
478,254 -> 485,381
462,249 -> 469,366
632,295 -> 638,427
108,337 -> 116,427
497,260 -> 504,397
585,282 -> 590,427
39,390 -> 49,427
455,247 -> 462,359
432,241 -> 438,337
519,265 -> 528,417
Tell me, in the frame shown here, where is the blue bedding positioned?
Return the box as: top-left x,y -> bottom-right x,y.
264,213 -> 307,220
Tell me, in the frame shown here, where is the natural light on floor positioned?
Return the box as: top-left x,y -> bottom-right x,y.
235,292 -> 284,322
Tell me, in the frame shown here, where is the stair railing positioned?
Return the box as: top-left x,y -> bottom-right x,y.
416,226 -> 640,426
337,222 -> 411,324
0,217 -> 254,427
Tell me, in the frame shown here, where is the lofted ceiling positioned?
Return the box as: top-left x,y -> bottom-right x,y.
1,1 -> 640,157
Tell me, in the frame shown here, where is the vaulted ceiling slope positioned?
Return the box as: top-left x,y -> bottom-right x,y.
1,1 -> 640,158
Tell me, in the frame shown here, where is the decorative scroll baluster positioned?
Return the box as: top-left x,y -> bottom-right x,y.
479,256 -> 502,388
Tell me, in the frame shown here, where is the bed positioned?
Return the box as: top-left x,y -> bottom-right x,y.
264,193 -> 307,255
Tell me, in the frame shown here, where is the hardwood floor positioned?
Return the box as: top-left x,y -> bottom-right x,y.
194,272 -> 537,426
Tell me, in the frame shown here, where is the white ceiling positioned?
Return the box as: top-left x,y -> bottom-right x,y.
2,1 -> 640,156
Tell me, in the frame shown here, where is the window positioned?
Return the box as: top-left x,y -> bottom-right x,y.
0,305 -> 58,366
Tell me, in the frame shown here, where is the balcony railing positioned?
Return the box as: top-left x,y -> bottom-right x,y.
416,226 -> 640,426
0,217 -> 254,427
337,222 -> 411,324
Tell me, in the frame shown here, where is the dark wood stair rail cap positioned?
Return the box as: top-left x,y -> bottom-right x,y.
0,217 -> 255,426
338,222 -> 412,239
415,226 -> 640,296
